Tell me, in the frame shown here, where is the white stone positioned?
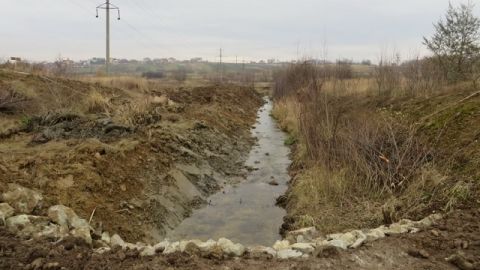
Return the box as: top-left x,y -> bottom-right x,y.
0,203 -> 15,225
290,243 -> 315,254
101,232 -> 111,244
5,215 -> 48,235
196,239 -> 217,252
414,214 -> 443,227
34,224 -> 68,240
349,230 -> 367,248
140,246 -> 156,257
110,234 -> 126,248
248,246 -> 277,258
179,240 -> 204,252
384,223 -> 409,235
365,228 -> 386,242
163,241 -> 180,254
47,205 -> 90,230
70,227 -> 92,245
217,238 -> 245,257
327,239 -> 348,250
153,241 -> 170,253
327,232 -> 357,247
285,227 -> 318,243
273,240 -> 290,251
1,184 -> 43,214
276,249 -> 303,259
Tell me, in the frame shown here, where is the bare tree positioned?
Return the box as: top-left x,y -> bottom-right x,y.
423,2 -> 480,83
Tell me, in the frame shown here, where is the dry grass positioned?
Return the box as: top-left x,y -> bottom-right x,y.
79,76 -> 150,94
85,91 -> 112,114
272,61 -> 477,232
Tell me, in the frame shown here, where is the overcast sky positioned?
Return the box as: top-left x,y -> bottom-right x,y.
0,0 -> 477,62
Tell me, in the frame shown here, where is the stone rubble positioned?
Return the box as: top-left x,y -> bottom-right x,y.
1,184 -> 43,214
0,184 -> 445,260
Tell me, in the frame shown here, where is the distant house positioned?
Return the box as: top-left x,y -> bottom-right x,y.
8,57 -> 21,64
190,57 -> 203,63
90,57 -> 106,65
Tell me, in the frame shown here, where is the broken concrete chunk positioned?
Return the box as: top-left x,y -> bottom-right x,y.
286,227 -> 318,243
33,223 -> 69,240
1,184 -> 43,214
47,205 -> 90,230
6,215 -> 47,233
276,249 -> 303,259
163,241 -> 180,254
349,230 -> 367,248
153,240 -> 170,253
101,232 -> 111,244
70,227 -> 92,245
196,239 -> 217,252
140,245 -> 156,257
110,234 -> 127,248
327,239 -> 349,250
365,228 -> 386,242
247,246 -> 277,259
290,242 -> 315,254
217,238 -> 245,257
0,203 -> 15,225
273,240 -> 290,251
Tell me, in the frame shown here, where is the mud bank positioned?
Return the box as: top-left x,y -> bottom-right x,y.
0,70 -> 263,243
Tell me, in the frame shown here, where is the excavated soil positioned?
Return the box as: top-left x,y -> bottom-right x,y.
0,208 -> 479,269
0,70 -> 263,243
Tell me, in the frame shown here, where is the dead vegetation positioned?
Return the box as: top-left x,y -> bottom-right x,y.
272,57 -> 480,234
0,88 -> 28,113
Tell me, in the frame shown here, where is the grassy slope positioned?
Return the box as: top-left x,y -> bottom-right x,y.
273,85 -> 480,234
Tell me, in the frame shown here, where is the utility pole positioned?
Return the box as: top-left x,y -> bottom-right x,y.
219,48 -> 223,83
96,1 -> 120,76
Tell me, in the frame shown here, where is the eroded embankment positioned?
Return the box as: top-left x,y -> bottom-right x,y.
0,70 -> 263,243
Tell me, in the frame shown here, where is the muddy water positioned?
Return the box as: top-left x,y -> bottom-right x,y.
166,98 -> 291,246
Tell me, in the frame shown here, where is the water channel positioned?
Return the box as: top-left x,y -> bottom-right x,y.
166,99 -> 291,246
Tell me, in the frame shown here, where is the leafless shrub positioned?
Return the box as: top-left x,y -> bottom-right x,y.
273,61 -> 318,100
374,56 -> 402,96
402,57 -> 446,95
275,62 -> 432,197
0,88 -> 28,113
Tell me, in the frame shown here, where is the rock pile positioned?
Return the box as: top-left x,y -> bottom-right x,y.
0,184 -> 444,260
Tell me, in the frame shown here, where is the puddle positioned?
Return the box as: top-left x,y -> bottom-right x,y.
166,98 -> 291,246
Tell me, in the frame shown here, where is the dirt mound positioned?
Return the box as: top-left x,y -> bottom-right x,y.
0,70 -> 263,243
1,208 -> 478,269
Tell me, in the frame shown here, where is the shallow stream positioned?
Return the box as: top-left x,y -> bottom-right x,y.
166,99 -> 291,246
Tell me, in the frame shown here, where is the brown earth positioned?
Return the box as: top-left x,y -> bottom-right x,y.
0,70 -> 263,243
1,207 -> 479,269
